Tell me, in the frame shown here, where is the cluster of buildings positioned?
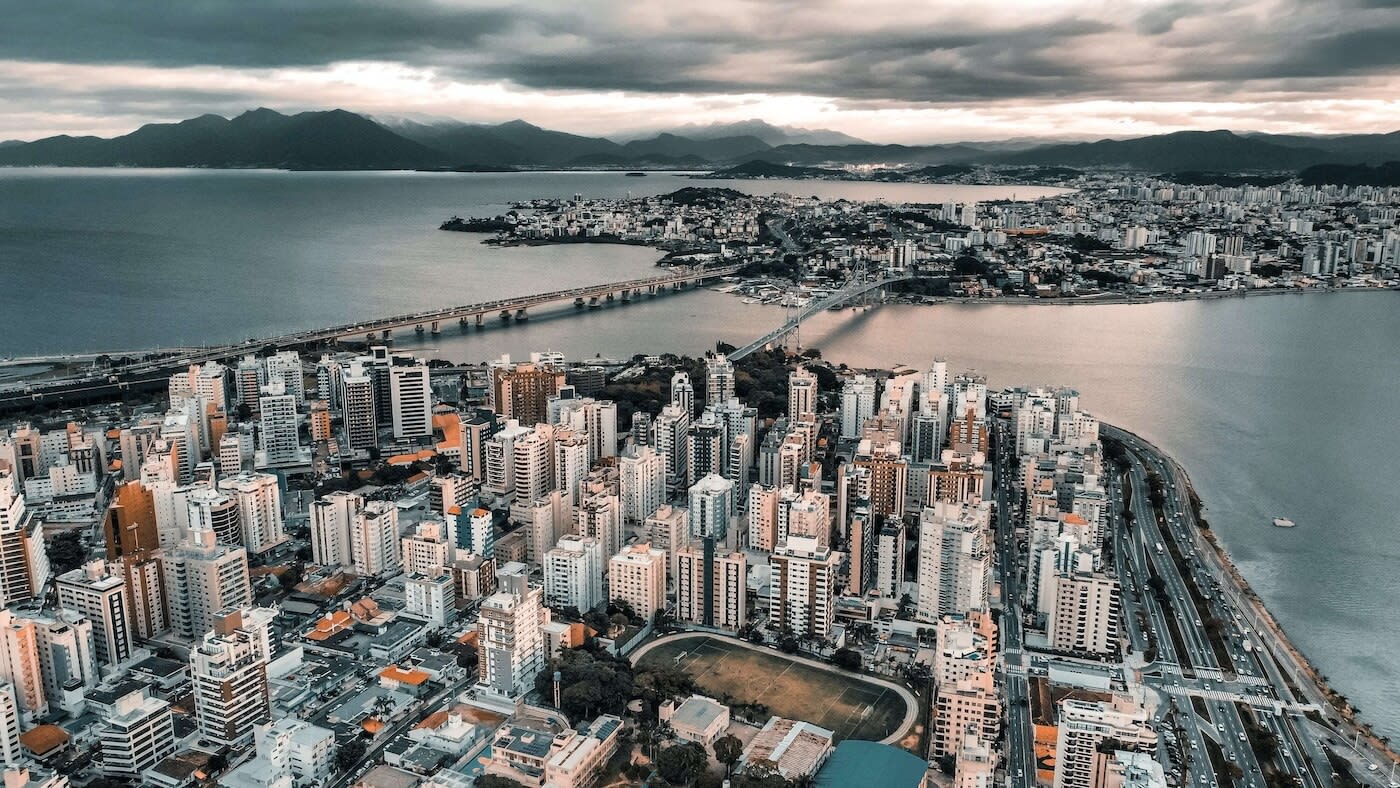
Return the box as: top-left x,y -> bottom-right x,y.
0,318 -> 1184,788
485,190 -> 764,247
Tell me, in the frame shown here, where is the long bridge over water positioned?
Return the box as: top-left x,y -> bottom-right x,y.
2,264 -> 913,413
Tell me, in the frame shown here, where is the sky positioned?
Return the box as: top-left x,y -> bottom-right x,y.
3,0 -> 1400,144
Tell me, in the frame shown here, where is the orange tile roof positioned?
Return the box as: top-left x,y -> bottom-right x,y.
380,666 -> 431,686
362,717 -> 386,734
306,610 -> 353,641
1063,513 -> 1089,526
416,710 -> 449,730
20,724 -> 68,755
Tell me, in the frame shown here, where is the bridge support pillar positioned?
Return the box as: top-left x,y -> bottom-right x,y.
589,296 -> 600,308
459,317 -> 468,327
515,309 -> 528,321
500,310 -> 512,321
382,328 -> 391,340
649,285 -> 656,296
475,313 -> 484,327
575,298 -> 586,308
366,332 -> 377,341
431,321 -> 440,334
621,289 -> 631,302
414,324 -> 425,334
606,292 -> 615,302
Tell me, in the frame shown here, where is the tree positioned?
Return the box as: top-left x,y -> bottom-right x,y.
425,630 -> 445,648
656,741 -> 708,785
831,648 -> 862,671
46,530 -> 86,575
779,635 -> 800,654
336,739 -> 366,771
713,734 -> 744,776
935,754 -> 956,775
206,753 -> 228,774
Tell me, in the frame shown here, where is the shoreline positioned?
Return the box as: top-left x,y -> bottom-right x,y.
1103,423 -> 1399,770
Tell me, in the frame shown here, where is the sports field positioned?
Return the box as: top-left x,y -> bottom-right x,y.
636,635 -> 910,742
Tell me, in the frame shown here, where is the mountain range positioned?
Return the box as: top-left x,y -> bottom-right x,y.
2,108 -> 1398,173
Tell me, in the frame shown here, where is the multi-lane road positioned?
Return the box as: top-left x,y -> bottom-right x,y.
994,417 -> 1394,787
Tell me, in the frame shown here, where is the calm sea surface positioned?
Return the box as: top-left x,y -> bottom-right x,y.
3,169 -> 1398,735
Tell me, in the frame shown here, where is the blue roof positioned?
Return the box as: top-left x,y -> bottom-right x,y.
815,741 -> 927,788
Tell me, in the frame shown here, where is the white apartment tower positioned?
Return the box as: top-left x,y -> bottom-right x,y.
389,358 -> 433,439
543,536 -> 605,613
620,445 -> 667,525
840,375 -> 877,439
219,471 -> 286,554
310,490 -> 363,567
351,501 -> 402,578
97,684 -> 176,780
705,355 -> 735,407
769,536 -> 842,640
788,367 -> 818,423
257,381 -> 301,466
162,528 -> 252,640
917,501 -> 992,622
55,560 -> 135,668
191,609 -> 273,747
608,544 -> 666,622
1054,697 -> 1158,788
476,563 -> 548,700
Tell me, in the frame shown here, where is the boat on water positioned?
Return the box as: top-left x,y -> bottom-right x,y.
1271,517 -> 1296,528
625,171 -> 647,177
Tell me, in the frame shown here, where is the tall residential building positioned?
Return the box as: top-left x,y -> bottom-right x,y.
1053,697 -> 1157,788
846,508 -> 876,597
483,419 -> 534,499
1050,572 -> 1121,657
191,609 -> 273,747
31,610 -> 98,712
219,471 -> 286,554
405,569 -> 457,629
186,485 -> 241,547
55,560 -> 134,668
839,375 -> 877,439
553,430 -> 591,504
543,536 -> 605,613
608,544 -> 666,622
121,550 -> 168,641
686,413 -> 725,486
0,612 -> 46,721
512,423 -> 556,505
575,490 -> 623,560
0,470 -> 50,605
932,670 -> 999,759
788,367 -> 819,423
645,505 -> 688,587
875,521 -> 906,598
675,547 -> 746,631
917,501 -> 992,622
556,397 -> 617,464
769,536 -> 842,640
458,507 -> 496,558
777,489 -> 829,546
402,520 -> 452,576
477,563 -> 548,700
670,372 -> 695,417
850,439 -> 907,520
162,529 -> 252,640
339,363 -> 378,451
351,501 -> 402,578
97,684 -> 176,780
389,357 -> 433,439
705,355 -> 735,407
264,351 -> 305,401
310,491 -> 363,567
688,474 -> 733,545
654,403 -> 690,493
492,360 -> 565,426
0,684 -> 21,767
257,381 -> 301,466
619,445 -> 666,525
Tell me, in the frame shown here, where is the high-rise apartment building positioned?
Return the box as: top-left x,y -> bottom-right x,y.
619,445 -> 666,525
339,363 -> 378,451
608,544 -> 666,622
492,359 -> 565,426
405,569 -> 457,629
670,372 -> 695,417
1053,697 -> 1157,788
705,355 -> 735,407
389,357 -> 433,439
788,367 -> 818,423
544,536 -> 605,613
1050,572 -> 1120,657
575,489 -> 623,560
401,520 -> 452,576
55,560 -> 134,668
477,563 -> 548,700
675,547 -> 746,631
351,501 -> 402,578
310,490 -> 363,567
120,550 -> 167,641
840,375 -> 877,439
257,381 -> 301,466
97,684 -> 176,779
162,528 -> 252,640
0,470 -> 50,605
769,536 -> 842,640
219,471 -> 285,554
931,670 -> 999,759
191,609 -> 273,747
0,612 -> 46,721
917,501 -> 992,622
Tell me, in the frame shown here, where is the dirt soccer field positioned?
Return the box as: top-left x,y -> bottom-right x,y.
636,635 -> 910,742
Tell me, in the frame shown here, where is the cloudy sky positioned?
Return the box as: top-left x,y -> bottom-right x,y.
3,0 -> 1399,143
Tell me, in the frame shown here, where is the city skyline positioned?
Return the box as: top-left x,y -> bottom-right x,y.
4,0 -> 1400,143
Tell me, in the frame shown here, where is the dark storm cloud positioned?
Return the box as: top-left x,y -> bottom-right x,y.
0,0 -> 1398,108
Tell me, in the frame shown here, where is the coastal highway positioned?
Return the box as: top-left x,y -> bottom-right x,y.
1108,426 -> 1350,787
